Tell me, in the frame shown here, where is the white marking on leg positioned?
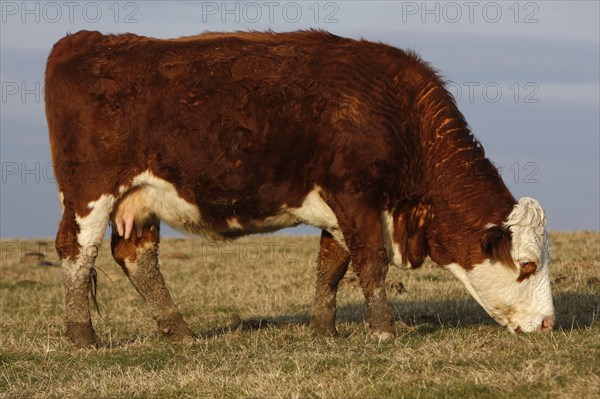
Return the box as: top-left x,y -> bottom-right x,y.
76,194 -> 115,247
61,256 -> 90,286
65,194 -> 115,284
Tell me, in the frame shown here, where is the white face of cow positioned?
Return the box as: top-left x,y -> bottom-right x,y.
446,197 -> 555,332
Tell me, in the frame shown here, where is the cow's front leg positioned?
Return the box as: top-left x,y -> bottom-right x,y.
310,230 -> 350,337
329,199 -> 396,339
355,248 -> 395,340
111,219 -> 194,343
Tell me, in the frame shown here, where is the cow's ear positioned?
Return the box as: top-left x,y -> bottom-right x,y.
481,225 -> 515,269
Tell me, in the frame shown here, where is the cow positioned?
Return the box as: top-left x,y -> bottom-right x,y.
45,30 -> 555,348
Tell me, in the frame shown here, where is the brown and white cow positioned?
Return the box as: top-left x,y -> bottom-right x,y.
45,30 -> 554,347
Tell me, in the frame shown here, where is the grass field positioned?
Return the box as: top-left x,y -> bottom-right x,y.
0,232 -> 598,398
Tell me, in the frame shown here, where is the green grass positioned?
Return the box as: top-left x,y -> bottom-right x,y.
1,232 -> 599,398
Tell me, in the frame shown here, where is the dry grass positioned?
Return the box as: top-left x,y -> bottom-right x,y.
1,232 -> 598,398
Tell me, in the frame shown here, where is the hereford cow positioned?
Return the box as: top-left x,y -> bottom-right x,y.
45,30 -> 554,348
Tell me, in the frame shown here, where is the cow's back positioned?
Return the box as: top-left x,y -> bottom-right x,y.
46,31 -> 425,215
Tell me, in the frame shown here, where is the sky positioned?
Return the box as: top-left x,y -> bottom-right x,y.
0,0 -> 599,238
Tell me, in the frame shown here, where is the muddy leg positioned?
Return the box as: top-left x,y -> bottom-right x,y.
111,219 -> 194,343
355,249 -> 395,339
310,230 -> 350,337
330,199 -> 396,339
57,207 -> 107,348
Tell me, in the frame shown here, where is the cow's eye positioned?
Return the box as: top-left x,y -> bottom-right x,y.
517,261 -> 537,282
519,261 -> 534,267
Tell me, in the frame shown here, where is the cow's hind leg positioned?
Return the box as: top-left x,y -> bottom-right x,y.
57,198 -> 112,348
111,218 -> 194,343
310,230 -> 350,337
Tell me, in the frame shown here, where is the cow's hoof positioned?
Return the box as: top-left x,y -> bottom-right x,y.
309,315 -> 339,338
157,314 -> 195,343
368,318 -> 396,341
66,322 -> 100,348
366,303 -> 396,341
166,333 -> 194,344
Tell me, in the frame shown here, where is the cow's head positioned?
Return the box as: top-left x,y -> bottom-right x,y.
446,197 -> 555,332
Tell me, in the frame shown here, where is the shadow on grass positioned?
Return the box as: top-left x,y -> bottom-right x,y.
553,290 -> 600,330
198,290 -> 599,339
199,314 -> 310,339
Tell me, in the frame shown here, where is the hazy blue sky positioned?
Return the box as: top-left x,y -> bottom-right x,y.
1,1 -> 598,238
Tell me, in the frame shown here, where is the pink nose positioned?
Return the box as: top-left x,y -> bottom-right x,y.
541,315 -> 555,331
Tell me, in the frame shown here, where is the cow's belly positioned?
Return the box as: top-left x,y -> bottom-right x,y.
112,171 -> 213,236
113,171 -> 345,244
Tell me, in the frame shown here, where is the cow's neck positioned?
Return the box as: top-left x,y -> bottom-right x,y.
413,77 -> 516,266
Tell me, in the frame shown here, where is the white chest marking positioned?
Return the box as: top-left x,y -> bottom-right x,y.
58,191 -> 65,214
381,211 -> 404,267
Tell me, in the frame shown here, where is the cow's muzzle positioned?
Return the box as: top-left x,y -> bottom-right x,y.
514,315 -> 555,333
